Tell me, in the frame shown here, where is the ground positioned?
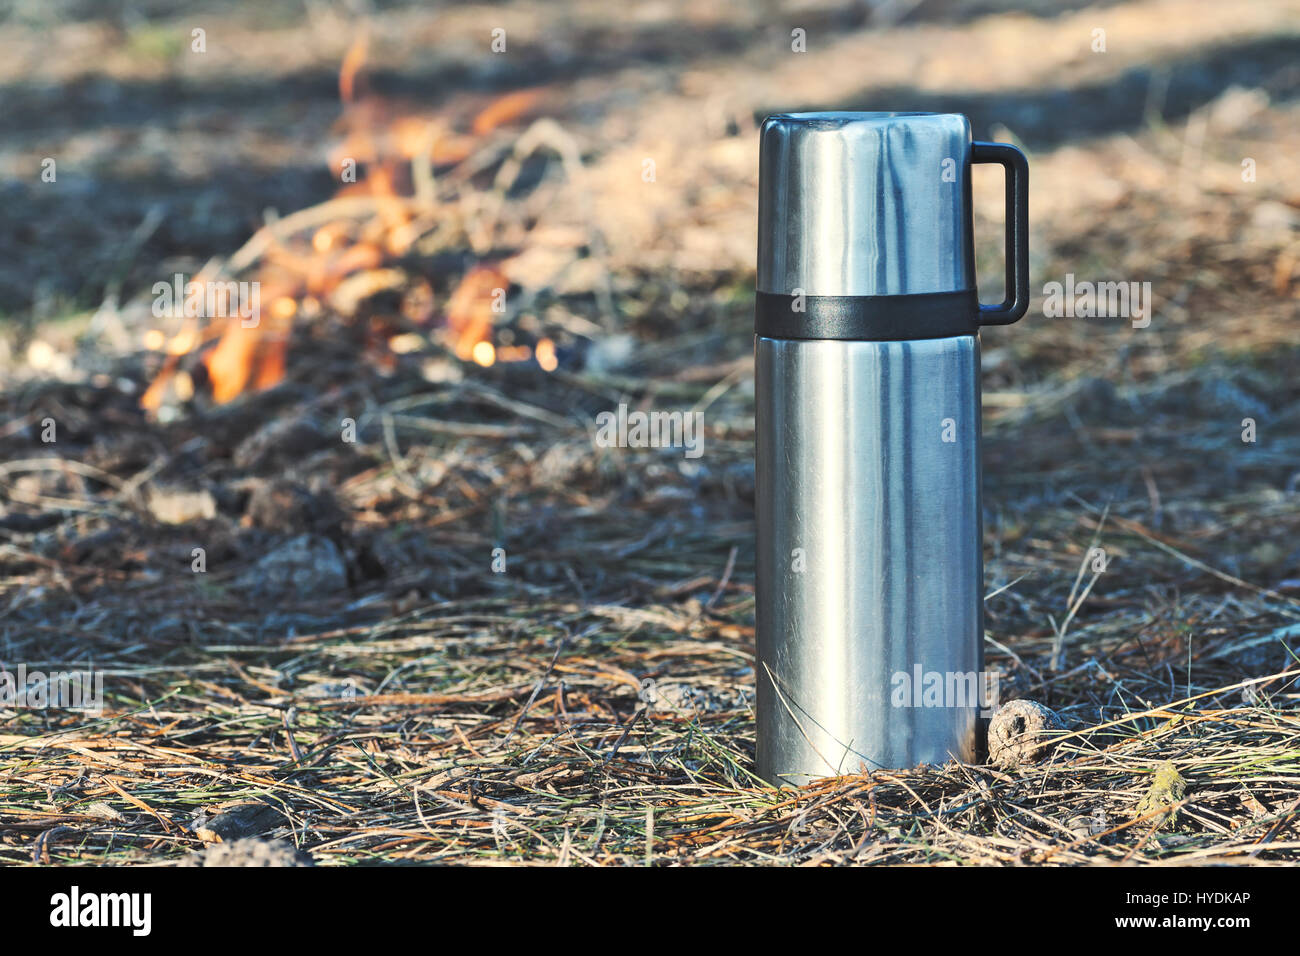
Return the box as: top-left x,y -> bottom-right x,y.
0,0 -> 1298,865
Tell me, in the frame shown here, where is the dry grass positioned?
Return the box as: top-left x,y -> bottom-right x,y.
2,329 -> 1297,864
1,592 -> 1298,865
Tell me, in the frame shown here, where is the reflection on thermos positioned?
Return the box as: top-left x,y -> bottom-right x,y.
755,112 -> 1029,785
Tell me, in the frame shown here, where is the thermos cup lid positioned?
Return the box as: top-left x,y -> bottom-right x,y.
756,111 -> 1030,338
758,111 -> 975,298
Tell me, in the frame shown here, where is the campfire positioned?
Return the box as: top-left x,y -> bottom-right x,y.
141,35 -> 561,413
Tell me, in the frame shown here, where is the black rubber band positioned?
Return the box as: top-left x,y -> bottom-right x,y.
755,290 -> 980,341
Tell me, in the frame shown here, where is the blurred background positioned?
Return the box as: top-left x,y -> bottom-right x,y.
0,0 -> 1297,865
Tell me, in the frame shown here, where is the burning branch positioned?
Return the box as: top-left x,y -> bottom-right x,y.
141,33 -> 554,412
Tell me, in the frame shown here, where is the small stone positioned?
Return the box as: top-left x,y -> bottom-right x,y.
176,837 -> 313,867
988,699 -> 1065,769
1207,86 -> 1269,133
1135,761 -> 1188,829
513,764 -> 586,789
236,534 -> 348,600
146,486 -> 217,525
245,478 -> 343,536
583,333 -> 637,374
1065,810 -> 1109,840
192,802 -> 286,843
233,417 -> 330,472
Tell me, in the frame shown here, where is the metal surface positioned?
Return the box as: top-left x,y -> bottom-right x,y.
757,112 -> 975,297
755,334 -> 984,784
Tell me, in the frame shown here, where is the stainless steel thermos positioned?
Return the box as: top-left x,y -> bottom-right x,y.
755,112 -> 1028,784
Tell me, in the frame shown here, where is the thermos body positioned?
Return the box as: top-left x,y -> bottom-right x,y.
755,334 -> 982,783
754,112 -> 1028,785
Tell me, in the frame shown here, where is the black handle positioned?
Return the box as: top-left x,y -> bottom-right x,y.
971,141 -> 1029,326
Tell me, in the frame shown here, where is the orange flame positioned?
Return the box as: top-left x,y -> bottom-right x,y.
472,88 -> 546,136
445,265 -> 509,363
204,320 -> 261,404
142,33 -> 554,412
339,33 -> 369,104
